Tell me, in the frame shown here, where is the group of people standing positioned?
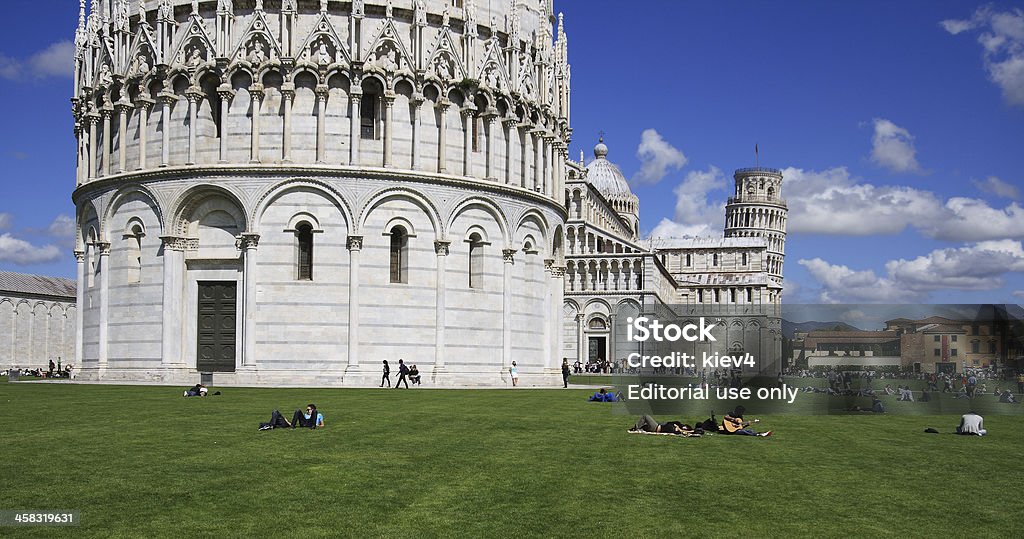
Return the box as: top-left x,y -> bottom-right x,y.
380,359 -> 420,388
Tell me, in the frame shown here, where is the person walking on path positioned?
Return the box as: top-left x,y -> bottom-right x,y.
394,359 -> 410,389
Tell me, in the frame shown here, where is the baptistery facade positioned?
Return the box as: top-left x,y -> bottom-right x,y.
71,0 -> 571,385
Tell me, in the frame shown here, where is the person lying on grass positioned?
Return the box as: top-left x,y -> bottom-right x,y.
588,388 -> 622,402
291,404 -> 325,429
630,415 -> 695,435
258,405 -> 325,431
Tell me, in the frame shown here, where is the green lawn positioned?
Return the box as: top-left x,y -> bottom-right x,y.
1,382 -> 1022,538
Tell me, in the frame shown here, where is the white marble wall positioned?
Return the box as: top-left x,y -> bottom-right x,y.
0,295 -> 75,370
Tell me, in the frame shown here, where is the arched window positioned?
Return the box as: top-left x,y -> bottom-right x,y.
742,252 -> 748,266
712,253 -> 719,266
361,90 -> 378,139
126,224 -> 143,284
389,225 -> 408,283
297,223 -> 313,281
468,232 -> 484,288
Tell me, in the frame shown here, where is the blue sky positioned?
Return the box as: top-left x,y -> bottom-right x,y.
1,0 -> 1022,307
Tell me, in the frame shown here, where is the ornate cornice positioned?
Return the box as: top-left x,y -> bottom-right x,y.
71,164 -> 569,221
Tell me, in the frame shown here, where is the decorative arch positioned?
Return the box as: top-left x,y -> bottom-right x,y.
103,184 -> 164,235
514,209 -> 548,250
584,298 -> 612,316
357,187 -> 442,238
77,199 -> 102,248
250,178 -> 353,233
446,196 -> 510,247
383,216 -> 418,238
170,185 -> 248,237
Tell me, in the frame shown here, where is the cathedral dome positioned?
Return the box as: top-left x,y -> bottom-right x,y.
585,139 -> 634,201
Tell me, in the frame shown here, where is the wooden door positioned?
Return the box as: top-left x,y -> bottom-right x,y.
197,281 -> 237,372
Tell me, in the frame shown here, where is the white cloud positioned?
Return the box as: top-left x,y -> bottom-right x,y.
799,258 -> 922,303
782,166 -> 942,235
46,214 -> 76,249
0,213 -> 12,231
782,166 -> 1024,241
973,176 -> 1020,199
870,118 -> 921,173
1014,290 -> 1024,300
943,7 -> 1024,107
885,240 -> 1024,290
923,198 -> 1024,241
648,218 -> 717,239
0,234 -> 62,265
672,166 -> 726,227
645,166 -> 727,240
799,240 -> 1024,303
632,129 -> 687,185
0,40 -> 74,81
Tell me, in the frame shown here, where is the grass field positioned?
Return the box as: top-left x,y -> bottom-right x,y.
1,381 -> 1022,538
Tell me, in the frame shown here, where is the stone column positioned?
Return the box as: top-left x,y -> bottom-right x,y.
576,312 -> 585,366
461,107 -> 474,177
249,84 -> 265,163
217,85 -> 234,163
434,240 -> 450,372
316,84 -> 329,163
159,92 -> 175,167
136,97 -> 154,170
97,241 -> 111,369
544,134 -> 555,198
609,312 -> 617,368
383,92 -> 395,167
532,130 -> 543,192
346,235 -> 363,374
239,233 -> 260,368
551,265 -> 565,369
186,87 -> 204,165
502,248 -> 516,373
484,112 -> 498,181
74,250 -> 85,367
542,259 -> 553,370
502,117 -> 517,185
87,112 -> 99,179
349,90 -> 362,165
101,106 -> 113,176
160,236 -> 187,366
281,84 -> 294,163
519,123 -> 531,189
411,93 -> 423,170
436,100 -> 450,173
116,100 -> 131,173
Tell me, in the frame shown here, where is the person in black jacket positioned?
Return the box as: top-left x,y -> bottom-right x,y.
394,359 -> 410,389
561,359 -> 571,388
380,360 -> 391,387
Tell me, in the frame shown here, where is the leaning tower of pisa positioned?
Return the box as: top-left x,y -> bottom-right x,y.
724,167 -> 787,284
69,0 -> 572,386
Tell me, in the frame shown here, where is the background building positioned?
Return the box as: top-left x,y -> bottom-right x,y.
0,271 -> 77,369
562,141 -> 785,371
